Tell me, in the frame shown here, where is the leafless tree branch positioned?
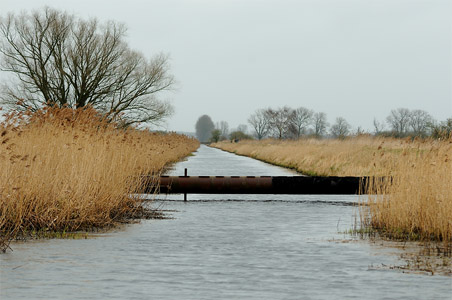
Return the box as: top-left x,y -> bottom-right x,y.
0,7 -> 174,127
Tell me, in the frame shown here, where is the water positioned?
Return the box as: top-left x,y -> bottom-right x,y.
1,145 -> 451,299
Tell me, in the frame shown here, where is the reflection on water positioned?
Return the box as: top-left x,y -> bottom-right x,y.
1,145 -> 451,299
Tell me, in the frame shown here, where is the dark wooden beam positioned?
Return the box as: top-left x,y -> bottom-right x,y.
144,176 -> 377,195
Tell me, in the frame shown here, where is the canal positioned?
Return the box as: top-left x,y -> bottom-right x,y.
1,145 -> 450,299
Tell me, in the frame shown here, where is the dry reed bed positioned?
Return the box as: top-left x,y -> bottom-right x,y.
213,138 -> 452,248
0,107 -> 199,251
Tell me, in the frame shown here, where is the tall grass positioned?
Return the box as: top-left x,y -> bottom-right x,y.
212,137 -> 421,176
213,137 -> 452,248
0,107 -> 199,251
363,140 -> 452,248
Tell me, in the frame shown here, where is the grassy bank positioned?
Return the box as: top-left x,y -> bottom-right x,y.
0,107 -> 199,251
212,137 -> 452,250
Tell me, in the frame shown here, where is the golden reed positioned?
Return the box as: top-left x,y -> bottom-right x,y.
0,107 -> 199,251
213,137 -> 452,247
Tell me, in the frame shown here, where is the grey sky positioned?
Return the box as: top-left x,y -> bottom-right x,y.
1,0 -> 451,132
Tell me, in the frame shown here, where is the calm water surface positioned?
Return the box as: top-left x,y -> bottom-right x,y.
1,145 -> 451,299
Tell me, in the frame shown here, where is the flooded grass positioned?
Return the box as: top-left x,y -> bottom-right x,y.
213,138 -> 452,256
361,142 -> 452,253
344,226 -> 452,276
0,107 -> 199,252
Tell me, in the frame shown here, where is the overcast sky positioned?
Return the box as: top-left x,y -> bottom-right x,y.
1,0 -> 451,132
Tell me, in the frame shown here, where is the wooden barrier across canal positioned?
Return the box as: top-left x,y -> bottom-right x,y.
143,169 -> 381,200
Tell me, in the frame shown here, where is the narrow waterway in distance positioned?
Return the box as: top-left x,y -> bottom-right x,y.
1,145 -> 450,299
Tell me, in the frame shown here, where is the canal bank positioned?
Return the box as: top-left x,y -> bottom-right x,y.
1,145 -> 450,299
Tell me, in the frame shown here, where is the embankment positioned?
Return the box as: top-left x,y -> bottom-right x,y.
0,107 -> 199,251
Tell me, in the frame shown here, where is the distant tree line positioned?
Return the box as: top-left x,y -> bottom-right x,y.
378,108 -> 437,138
248,106 -> 450,140
195,107 -> 450,143
250,106 -> 450,140
195,115 -> 251,143
247,106 -> 348,140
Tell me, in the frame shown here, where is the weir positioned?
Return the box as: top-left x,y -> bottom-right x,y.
147,175 -> 372,195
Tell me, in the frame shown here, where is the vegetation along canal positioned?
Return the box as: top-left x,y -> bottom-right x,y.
1,145 -> 450,299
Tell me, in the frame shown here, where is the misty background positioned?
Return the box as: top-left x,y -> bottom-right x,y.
1,0 -> 451,132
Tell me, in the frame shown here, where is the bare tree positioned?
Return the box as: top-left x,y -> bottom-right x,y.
237,124 -> 248,134
386,108 -> 411,135
216,121 -> 229,140
313,112 -> 328,137
330,117 -> 351,138
291,106 -> 313,138
373,118 -> 386,135
431,118 -> 452,139
195,115 -> 215,143
409,109 -> 434,136
266,106 -> 294,139
354,126 -> 366,136
0,8 -> 174,127
248,109 -> 269,140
